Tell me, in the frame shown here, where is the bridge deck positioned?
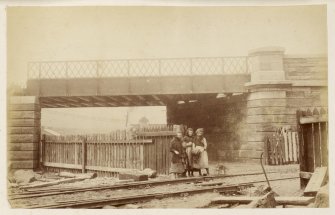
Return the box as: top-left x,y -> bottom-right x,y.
26,57 -> 252,107
37,93 -> 222,108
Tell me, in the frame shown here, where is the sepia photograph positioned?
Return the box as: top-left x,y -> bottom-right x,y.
2,0 -> 334,212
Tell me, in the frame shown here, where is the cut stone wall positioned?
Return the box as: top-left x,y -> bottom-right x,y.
8,96 -> 41,172
240,47 -> 328,162
284,56 -> 327,80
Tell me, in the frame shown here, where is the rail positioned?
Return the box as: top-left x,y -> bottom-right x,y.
28,56 -> 254,79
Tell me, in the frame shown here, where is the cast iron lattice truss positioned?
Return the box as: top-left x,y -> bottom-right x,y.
28,56 -> 255,79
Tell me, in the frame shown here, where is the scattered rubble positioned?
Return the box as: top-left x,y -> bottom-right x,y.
102,205 -> 117,209
143,168 -> 157,178
120,204 -> 142,209
314,183 -> 329,208
59,172 -> 97,179
13,170 -> 37,184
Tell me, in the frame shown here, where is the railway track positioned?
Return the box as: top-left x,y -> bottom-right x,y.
9,171 -> 278,200
21,176 -> 299,209
24,183 -> 254,209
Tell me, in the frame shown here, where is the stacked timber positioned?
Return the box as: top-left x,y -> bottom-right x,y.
8,96 -> 41,171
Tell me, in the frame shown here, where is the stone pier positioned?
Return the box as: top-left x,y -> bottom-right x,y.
239,47 -> 328,162
8,96 -> 41,172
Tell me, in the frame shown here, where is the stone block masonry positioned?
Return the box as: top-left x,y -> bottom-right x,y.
8,96 -> 41,171
239,47 -> 328,162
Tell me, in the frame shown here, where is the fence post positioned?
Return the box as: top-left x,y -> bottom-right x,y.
39,134 -> 46,168
82,137 -> 87,173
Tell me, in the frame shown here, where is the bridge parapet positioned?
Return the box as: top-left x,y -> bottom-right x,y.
28,56 -> 252,79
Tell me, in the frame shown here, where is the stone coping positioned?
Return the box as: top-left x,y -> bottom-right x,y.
248,46 -> 285,56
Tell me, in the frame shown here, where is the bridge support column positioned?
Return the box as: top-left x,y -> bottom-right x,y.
241,47 -> 292,162
8,96 -> 41,172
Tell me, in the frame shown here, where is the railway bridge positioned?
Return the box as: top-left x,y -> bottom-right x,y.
8,47 -> 328,170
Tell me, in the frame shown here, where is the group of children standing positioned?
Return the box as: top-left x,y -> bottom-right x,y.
170,127 -> 209,178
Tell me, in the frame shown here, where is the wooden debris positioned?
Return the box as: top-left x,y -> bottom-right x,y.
59,172 -> 97,179
300,171 -> 313,180
198,182 -> 223,186
314,183 -> 329,208
211,196 -> 314,206
304,167 -> 328,196
102,205 -> 117,209
119,172 -> 148,181
115,179 -> 135,184
235,191 -> 276,208
20,177 -> 88,189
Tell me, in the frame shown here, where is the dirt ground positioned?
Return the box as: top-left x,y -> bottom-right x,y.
9,162 -> 302,208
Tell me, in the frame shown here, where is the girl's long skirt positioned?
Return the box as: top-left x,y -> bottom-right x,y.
185,147 -> 193,168
170,162 -> 185,174
193,150 -> 209,169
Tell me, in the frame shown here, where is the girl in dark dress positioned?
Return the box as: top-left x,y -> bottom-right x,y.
170,130 -> 186,179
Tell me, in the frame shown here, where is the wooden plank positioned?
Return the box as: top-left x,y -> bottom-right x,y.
304,167 -> 328,196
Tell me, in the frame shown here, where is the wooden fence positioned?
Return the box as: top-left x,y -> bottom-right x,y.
296,107 -> 328,187
41,128 -> 175,176
264,127 -> 299,165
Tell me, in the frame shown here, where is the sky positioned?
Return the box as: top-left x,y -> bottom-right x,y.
41,106 -> 167,134
7,5 -> 327,86
6,5 -> 328,133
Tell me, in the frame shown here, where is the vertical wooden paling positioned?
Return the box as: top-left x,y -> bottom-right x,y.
292,132 -> 297,163
283,131 -> 289,163
74,141 -> 78,165
140,143 -> 144,170
81,137 -> 87,173
311,123 -> 316,172
318,122 -> 322,166
40,134 -> 46,167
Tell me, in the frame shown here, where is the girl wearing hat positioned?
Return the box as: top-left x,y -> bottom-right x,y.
183,128 -> 195,177
169,129 -> 186,178
192,128 -> 210,176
